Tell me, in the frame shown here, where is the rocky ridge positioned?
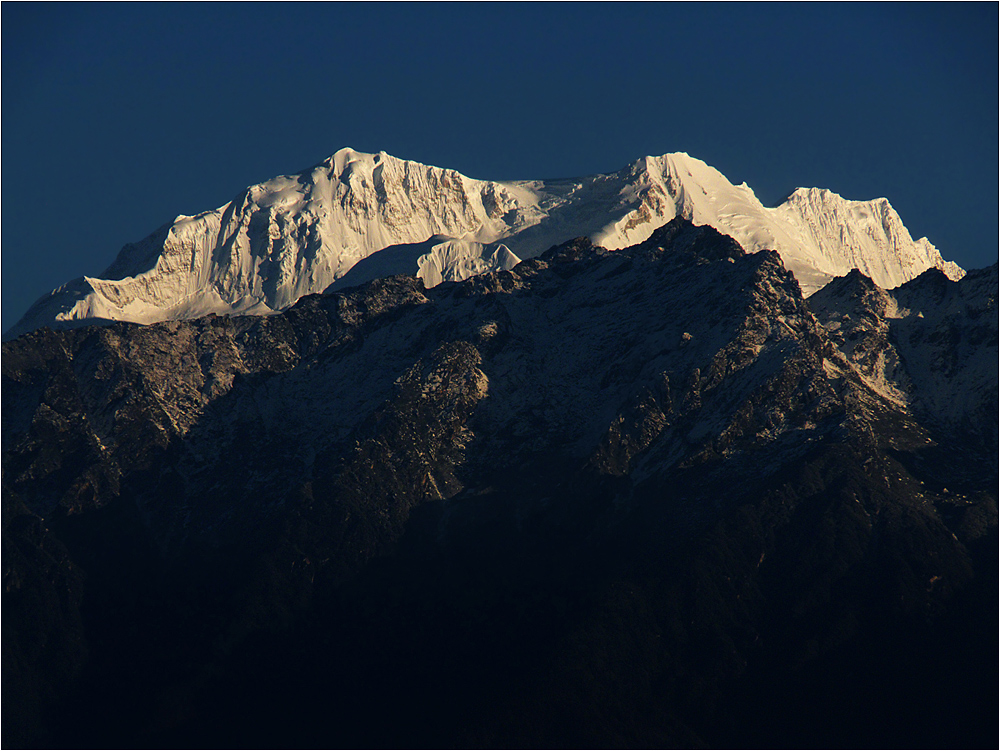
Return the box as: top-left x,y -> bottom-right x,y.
810,263 -> 998,451
3,219 -> 995,748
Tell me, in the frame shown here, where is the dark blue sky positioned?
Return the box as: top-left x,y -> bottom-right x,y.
3,3 -> 997,326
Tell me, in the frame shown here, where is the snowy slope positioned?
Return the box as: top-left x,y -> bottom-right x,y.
775,187 -> 964,292
9,149 -> 964,337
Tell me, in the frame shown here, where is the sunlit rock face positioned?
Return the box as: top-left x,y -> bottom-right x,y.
9,149 -> 962,338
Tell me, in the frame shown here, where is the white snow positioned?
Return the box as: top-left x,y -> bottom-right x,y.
327,236 -> 520,292
9,148 -> 966,337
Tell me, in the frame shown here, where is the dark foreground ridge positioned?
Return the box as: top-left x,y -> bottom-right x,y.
3,219 -> 997,748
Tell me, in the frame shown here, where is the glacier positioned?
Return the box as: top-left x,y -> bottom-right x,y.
8,148 -> 965,338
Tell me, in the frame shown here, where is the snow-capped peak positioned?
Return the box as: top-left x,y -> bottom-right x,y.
8,149 -> 964,338
773,186 -> 963,290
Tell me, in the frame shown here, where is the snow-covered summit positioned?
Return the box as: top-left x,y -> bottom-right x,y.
8,149 -> 964,337
774,186 -> 964,291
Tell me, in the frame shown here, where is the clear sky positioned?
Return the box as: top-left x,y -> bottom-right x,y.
3,3 -> 997,327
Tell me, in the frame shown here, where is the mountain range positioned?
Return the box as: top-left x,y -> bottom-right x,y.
8,149 -> 964,339
3,208 -> 995,747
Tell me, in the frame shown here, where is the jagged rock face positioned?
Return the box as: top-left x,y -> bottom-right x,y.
810,264 -> 999,466
9,150 -> 964,337
2,219 -> 995,748
5,221 -> 822,546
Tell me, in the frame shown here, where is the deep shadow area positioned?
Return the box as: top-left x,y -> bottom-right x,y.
4,223 -> 996,748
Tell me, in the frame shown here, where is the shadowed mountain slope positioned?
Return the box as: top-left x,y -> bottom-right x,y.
3,219 -> 995,748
